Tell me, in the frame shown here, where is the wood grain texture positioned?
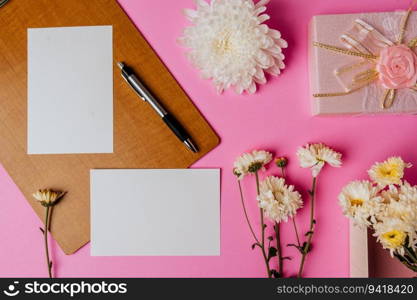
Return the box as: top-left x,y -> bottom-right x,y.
0,0 -> 219,254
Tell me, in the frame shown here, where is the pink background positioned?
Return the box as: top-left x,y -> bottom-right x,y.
1,0 -> 417,278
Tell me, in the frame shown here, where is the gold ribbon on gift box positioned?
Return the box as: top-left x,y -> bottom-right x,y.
313,1 -> 417,109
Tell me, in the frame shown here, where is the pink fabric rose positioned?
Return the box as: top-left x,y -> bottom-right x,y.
376,44 -> 417,89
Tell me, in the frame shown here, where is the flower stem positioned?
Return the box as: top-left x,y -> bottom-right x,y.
292,218 -> 301,247
44,206 -> 53,278
298,176 -> 317,278
280,167 -> 286,178
237,180 -> 260,244
280,166 -> 301,248
404,247 -> 417,264
396,255 -> 417,273
275,222 -> 284,276
255,171 -> 271,278
255,172 -> 265,246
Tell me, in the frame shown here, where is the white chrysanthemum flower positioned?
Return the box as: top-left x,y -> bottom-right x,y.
258,176 -> 303,223
380,182 -> 417,248
338,180 -> 383,227
381,183 -> 417,220
233,150 -> 272,180
33,189 -> 65,207
373,218 -> 413,257
368,157 -> 412,187
179,0 -> 288,94
296,143 -> 342,177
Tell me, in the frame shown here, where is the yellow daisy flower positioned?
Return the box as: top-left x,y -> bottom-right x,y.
368,157 -> 411,187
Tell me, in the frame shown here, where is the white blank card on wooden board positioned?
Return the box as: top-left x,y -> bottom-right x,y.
27,26 -> 113,154
91,169 -> 220,256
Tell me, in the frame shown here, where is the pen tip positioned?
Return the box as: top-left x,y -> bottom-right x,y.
184,139 -> 199,153
117,62 -> 124,70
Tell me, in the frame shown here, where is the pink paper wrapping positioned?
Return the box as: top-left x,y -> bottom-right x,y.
309,11 -> 417,115
350,223 -> 416,278
349,222 -> 368,278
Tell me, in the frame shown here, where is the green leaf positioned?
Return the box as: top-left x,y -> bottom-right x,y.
251,243 -> 261,250
268,247 -> 277,261
271,269 -> 281,278
287,243 -> 303,254
302,242 -> 312,254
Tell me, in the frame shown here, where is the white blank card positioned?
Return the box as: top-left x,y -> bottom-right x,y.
28,26 -> 113,154
91,169 -> 220,256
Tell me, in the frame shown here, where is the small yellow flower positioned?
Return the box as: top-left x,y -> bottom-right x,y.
33,189 -> 65,207
374,218 -> 412,257
381,230 -> 407,249
368,157 -> 412,187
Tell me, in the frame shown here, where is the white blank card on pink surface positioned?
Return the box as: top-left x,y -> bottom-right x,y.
91,169 -> 220,256
27,26 -> 113,154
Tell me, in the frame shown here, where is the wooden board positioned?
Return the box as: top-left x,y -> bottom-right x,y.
0,0 -> 219,254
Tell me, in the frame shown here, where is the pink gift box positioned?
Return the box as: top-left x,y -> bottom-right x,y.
309,11 -> 417,115
350,223 -> 416,278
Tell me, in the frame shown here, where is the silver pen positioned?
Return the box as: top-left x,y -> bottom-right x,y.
117,62 -> 198,153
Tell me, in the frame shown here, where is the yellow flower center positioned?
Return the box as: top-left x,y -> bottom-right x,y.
213,32 -> 233,55
350,198 -> 364,206
273,190 -> 284,201
377,163 -> 400,179
381,230 -> 406,248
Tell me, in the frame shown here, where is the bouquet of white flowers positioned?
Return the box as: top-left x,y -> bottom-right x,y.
233,143 -> 342,277
339,157 -> 417,273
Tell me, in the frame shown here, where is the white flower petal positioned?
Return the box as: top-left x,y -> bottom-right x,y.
195,0 -> 209,9
266,65 -> 280,75
184,9 -> 198,21
257,14 -> 270,24
268,29 -> 282,39
254,6 -> 267,16
247,81 -> 257,93
296,147 -> 317,168
311,161 -> 324,177
255,0 -> 271,9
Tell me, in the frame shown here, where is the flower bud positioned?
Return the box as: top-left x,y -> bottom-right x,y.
275,157 -> 288,168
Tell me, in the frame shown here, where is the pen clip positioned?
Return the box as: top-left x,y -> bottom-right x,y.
121,73 -> 146,102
